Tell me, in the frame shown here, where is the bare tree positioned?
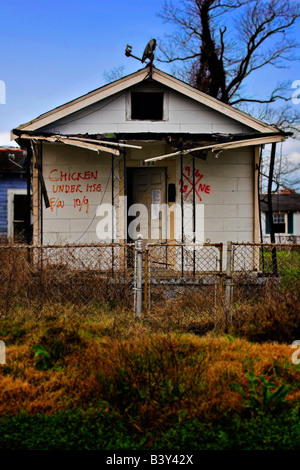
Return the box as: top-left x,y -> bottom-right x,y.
158,0 -> 300,108
260,146 -> 300,193
103,66 -> 126,84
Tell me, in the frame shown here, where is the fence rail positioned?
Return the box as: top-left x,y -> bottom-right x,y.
0,241 -> 299,320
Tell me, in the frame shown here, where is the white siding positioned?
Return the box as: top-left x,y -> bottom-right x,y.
41,83 -> 252,136
41,143 -> 255,247
42,143 -> 119,244
175,148 -> 254,247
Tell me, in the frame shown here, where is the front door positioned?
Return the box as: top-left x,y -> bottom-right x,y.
127,167 -> 167,243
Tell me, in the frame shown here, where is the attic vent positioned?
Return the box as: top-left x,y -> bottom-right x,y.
131,92 -> 163,120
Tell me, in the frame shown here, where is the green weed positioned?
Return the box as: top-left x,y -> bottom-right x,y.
233,371 -> 293,414
31,344 -> 51,371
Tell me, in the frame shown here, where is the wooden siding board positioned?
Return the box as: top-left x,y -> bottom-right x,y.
39,84 -> 254,137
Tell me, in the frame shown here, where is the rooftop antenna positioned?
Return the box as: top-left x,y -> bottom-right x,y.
125,39 -> 156,78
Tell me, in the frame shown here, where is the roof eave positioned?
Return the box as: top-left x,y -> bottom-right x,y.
11,67 -> 149,140
12,66 -> 282,139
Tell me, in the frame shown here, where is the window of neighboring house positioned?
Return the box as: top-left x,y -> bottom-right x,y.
7,189 -> 27,243
265,212 -> 294,234
131,92 -> 164,120
273,213 -> 286,233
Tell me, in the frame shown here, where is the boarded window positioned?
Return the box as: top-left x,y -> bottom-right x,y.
131,92 -> 163,120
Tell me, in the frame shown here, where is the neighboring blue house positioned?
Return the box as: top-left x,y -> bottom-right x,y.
0,147 -> 27,242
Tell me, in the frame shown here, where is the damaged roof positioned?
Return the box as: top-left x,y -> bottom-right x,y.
11,66 -> 284,140
0,148 -> 26,174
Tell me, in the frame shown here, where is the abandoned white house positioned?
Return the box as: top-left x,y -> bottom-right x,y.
11,66 -> 288,248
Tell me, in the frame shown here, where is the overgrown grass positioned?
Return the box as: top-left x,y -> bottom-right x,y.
0,301 -> 299,450
231,288 -> 300,343
1,243 -> 300,448
260,248 -> 300,293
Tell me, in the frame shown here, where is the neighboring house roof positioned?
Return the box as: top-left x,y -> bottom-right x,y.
11,66 -> 283,140
260,193 -> 300,212
0,148 -> 26,175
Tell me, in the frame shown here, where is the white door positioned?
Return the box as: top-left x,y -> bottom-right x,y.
129,168 -> 167,242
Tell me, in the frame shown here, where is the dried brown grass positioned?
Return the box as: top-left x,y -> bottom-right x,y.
0,311 -> 299,428
0,246 -> 299,426
0,246 -> 133,317
231,287 -> 300,343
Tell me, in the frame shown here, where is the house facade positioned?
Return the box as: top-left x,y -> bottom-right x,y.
260,190 -> 300,243
11,66 -> 287,248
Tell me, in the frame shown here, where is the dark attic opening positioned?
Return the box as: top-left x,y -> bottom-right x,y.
131,92 -> 163,120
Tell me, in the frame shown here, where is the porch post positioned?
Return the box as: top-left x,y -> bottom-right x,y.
26,144 -> 32,245
268,143 -> 278,275
111,153 -> 114,276
181,152 -> 184,275
192,155 -> 196,276
39,142 -> 43,245
123,147 -> 127,242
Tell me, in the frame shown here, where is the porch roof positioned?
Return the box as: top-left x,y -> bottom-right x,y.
12,128 -> 289,160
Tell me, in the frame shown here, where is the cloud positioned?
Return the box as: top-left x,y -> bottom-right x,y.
287,151 -> 300,164
283,137 -> 300,155
0,131 -> 19,147
281,137 -> 300,165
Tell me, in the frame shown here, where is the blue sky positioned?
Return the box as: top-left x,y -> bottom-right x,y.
0,0 -> 300,179
0,0 -> 175,138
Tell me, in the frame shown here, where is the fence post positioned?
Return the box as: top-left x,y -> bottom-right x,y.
218,243 -> 223,309
144,246 -> 149,312
134,234 -> 143,318
225,241 -> 233,331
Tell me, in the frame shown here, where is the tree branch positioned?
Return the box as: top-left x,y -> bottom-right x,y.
158,0 -> 300,110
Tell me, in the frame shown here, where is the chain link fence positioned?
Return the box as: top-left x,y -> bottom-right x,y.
0,241 -> 299,322
231,242 -> 300,282
227,242 -> 300,306
144,243 -> 223,312
0,243 -> 135,316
